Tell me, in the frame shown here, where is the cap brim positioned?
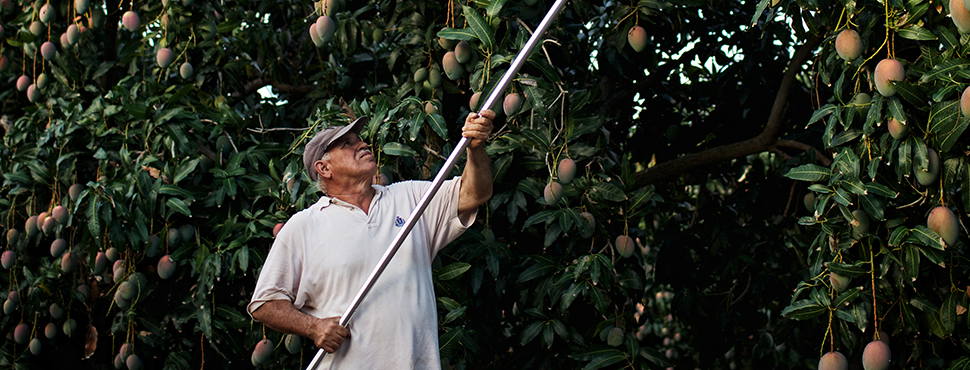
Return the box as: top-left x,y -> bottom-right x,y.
324,116 -> 368,152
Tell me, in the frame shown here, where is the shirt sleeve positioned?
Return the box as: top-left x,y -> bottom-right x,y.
410,176 -> 475,255
247,223 -> 304,319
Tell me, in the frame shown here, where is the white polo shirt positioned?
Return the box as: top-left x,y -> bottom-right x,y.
248,178 -> 472,369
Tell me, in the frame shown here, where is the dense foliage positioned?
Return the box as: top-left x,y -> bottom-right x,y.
0,0 -> 967,369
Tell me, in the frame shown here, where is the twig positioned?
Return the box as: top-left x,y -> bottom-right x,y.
422,145 -> 448,160
247,127 -> 312,133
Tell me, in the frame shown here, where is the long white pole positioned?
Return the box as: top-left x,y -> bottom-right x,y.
306,1 -> 568,368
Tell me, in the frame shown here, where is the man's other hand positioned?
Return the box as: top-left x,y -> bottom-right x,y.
313,316 -> 351,353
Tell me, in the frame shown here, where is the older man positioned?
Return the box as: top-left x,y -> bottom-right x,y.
248,110 -> 495,369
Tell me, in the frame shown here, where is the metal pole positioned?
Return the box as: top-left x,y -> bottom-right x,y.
307,1 -> 568,368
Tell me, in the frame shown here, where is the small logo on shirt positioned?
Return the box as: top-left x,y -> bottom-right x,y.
394,216 -> 405,227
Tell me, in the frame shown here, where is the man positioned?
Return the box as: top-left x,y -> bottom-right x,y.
248,109 -> 495,369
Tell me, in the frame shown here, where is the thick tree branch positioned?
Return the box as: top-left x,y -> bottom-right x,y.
774,139 -> 832,167
633,35 -> 822,187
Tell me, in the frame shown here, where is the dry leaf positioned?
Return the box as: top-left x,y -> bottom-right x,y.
84,324 -> 98,359
142,165 -> 161,179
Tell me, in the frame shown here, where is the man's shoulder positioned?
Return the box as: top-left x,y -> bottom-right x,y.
286,197 -> 331,221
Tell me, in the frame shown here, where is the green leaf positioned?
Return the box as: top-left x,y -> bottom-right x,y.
382,142 -> 419,156
833,187 -> 851,206
236,246 -> 249,272
24,160 -> 53,185
830,129 -> 862,147
898,24 -> 937,40
436,27 -> 478,41
639,347 -> 669,366
784,164 -> 832,182
749,0 -> 769,25
520,321 -> 543,345
87,197 -> 102,238
911,297 -> 940,313
520,128 -> 551,152
409,112 -> 426,141
438,327 -> 463,357
581,349 -> 626,370
571,347 -> 623,361
832,288 -> 861,308
462,6 -> 495,49
841,178 -> 867,195
426,113 -> 448,140
590,182 -> 626,202
940,116 -> 969,152
926,311 -> 947,338
523,84 -> 547,117
946,357 -> 970,370
893,81 -> 927,107
965,163 -> 970,211
904,245 -> 920,283
835,304 -> 869,331
913,137 -> 928,171
560,282 -> 583,311
173,158 -> 200,185
166,198 -> 192,217
940,292 -> 958,335
865,93 -> 884,134
828,262 -> 867,278
198,304 -> 213,338
888,227 -> 910,246
516,258 -> 556,283
781,299 -> 826,320
442,306 -> 467,324
912,225 -> 945,250
124,103 -> 148,120
807,104 -> 837,127
587,282 -> 608,313
485,0 -> 508,16
887,96 -> 906,124
918,245 -> 946,266
860,194 -> 886,221
163,350 -> 192,370
438,262 -> 471,281
865,183 -> 898,198
523,209 -> 558,228
898,137 -> 913,177
437,297 -> 461,311
929,100 -> 960,137
808,184 -> 832,193
154,107 -> 184,124
159,185 -> 195,199
920,58 -> 969,83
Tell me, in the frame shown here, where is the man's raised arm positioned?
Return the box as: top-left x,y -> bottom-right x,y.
458,109 -> 495,217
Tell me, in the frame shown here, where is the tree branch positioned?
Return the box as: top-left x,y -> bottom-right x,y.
774,139 -> 832,167
633,35 -> 822,187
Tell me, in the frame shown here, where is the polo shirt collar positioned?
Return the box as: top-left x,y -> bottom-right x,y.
314,184 -> 386,210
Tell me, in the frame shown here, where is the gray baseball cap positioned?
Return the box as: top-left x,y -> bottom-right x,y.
303,116 -> 368,182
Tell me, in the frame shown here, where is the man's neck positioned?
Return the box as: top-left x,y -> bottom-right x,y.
327,182 -> 376,214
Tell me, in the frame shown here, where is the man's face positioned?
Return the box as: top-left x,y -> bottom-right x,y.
320,133 -> 377,181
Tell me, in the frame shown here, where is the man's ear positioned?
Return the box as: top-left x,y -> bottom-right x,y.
314,160 -> 331,180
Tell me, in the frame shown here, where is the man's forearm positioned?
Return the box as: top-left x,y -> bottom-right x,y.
252,300 -> 320,337
459,145 -> 493,214
253,300 -> 350,352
